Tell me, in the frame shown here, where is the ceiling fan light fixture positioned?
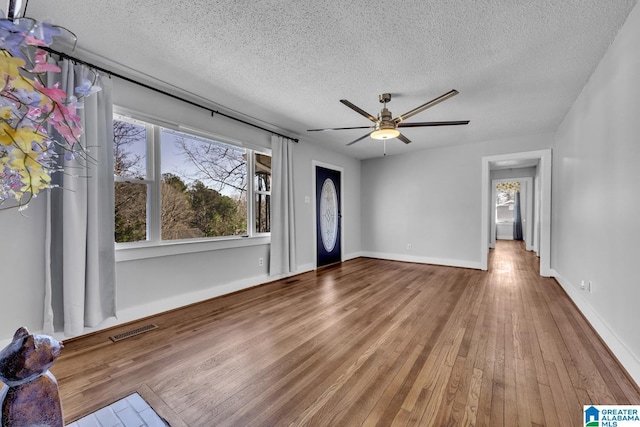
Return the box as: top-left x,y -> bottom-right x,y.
370,128 -> 400,140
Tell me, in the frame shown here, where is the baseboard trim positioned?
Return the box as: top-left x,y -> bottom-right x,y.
1,254 -> 482,350
360,251 -> 483,270
26,262 -> 319,346
551,269 -> 640,387
344,251 -> 364,262
117,273 -> 272,324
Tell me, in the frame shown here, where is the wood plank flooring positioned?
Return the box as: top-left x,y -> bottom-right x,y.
52,241 -> 640,426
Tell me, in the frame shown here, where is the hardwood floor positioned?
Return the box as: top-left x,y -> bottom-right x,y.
52,241 -> 640,426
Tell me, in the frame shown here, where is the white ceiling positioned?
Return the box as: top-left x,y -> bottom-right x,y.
26,0 -> 638,159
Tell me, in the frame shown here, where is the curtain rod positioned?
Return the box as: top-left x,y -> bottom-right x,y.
42,46 -> 299,143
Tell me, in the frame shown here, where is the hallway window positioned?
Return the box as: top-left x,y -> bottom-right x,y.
495,181 -> 520,223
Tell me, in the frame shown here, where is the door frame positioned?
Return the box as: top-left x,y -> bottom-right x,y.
312,161 -> 345,269
480,149 -> 552,276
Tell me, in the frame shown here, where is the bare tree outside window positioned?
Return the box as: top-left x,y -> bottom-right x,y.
171,135 -> 247,195
113,116 -> 269,243
114,119 -> 147,243
161,131 -> 248,239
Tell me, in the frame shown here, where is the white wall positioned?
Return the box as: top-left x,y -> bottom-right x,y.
0,197 -> 47,341
552,1 -> 640,384
360,133 -> 553,269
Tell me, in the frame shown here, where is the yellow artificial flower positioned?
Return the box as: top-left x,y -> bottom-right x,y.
0,106 -> 11,119
9,146 -> 41,170
0,121 -> 15,146
20,168 -> 51,195
0,52 -> 26,78
0,124 -> 46,147
12,126 -> 46,149
9,74 -> 35,91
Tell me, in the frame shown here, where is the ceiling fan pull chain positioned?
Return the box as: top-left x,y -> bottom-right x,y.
384,139 -> 386,156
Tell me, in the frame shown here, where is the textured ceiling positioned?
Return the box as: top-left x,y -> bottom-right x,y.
26,0 -> 639,159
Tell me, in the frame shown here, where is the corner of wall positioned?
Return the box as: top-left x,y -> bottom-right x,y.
551,269 -> 640,387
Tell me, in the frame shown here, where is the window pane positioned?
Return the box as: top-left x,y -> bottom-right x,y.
160,129 -> 247,239
113,118 -> 146,179
496,190 -> 515,223
115,182 -> 147,242
255,153 -> 271,192
255,193 -> 270,233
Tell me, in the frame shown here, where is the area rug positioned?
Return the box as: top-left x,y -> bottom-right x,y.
66,392 -> 170,427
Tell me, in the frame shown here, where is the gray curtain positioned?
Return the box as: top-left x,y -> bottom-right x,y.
513,191 -> 523,241
269,135 -> 296,276
44,60 -> 116,337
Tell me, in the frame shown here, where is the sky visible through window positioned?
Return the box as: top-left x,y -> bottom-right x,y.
160,129 -> 247,199
114,122 -> 244,198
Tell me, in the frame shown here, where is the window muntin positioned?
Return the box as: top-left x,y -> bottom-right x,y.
113,114 -> 270,245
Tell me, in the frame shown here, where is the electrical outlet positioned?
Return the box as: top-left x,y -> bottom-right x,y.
407,243 -> 412,250
258,257 -> 264,267
580,280 -> 592,293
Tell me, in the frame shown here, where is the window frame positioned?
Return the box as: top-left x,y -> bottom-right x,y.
251,152 -> 271,236
113,109 -> 271,261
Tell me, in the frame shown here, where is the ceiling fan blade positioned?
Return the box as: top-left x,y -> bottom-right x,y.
397,133 -> 411,144
346,133 -> 371,146
340,99 -> 378,123
398,120 -> 469,128
394,89 -> 459,123
307,125 -> 375,132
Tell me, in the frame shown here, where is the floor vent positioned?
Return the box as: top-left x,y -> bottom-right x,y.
109,324 -> 158,342
284,279 -> 300,285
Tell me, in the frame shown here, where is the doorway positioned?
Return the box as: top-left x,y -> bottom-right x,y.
480,149 -> 552,276
314,163 -> 343,268
491,177 -> 534,251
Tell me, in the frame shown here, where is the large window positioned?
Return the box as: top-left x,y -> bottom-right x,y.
114,114 -> 270,244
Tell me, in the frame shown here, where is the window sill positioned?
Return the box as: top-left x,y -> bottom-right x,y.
115,235 -> 271,262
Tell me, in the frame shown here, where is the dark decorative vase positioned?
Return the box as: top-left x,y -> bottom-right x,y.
0,327 -> 64,427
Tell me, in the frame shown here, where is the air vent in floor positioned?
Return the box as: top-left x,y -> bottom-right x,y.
109,324 -> 158,342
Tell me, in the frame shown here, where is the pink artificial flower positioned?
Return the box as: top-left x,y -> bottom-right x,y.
24,36 -> 46,46
49,104 -> 82,144
32,80 -> 67,106
32,49 -> 61,73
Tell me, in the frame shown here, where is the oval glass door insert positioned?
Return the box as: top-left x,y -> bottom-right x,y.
319,178 -> 338,252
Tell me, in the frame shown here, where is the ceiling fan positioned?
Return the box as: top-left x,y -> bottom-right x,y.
308,89 -> 469,146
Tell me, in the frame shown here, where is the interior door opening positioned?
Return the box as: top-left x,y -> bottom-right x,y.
491,177 -> 535,254
480,149 -> 552,276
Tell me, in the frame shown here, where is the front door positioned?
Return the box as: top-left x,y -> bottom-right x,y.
316,166 -> 342,267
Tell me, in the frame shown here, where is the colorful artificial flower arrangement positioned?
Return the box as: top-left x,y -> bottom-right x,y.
0,13 -> 100,210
